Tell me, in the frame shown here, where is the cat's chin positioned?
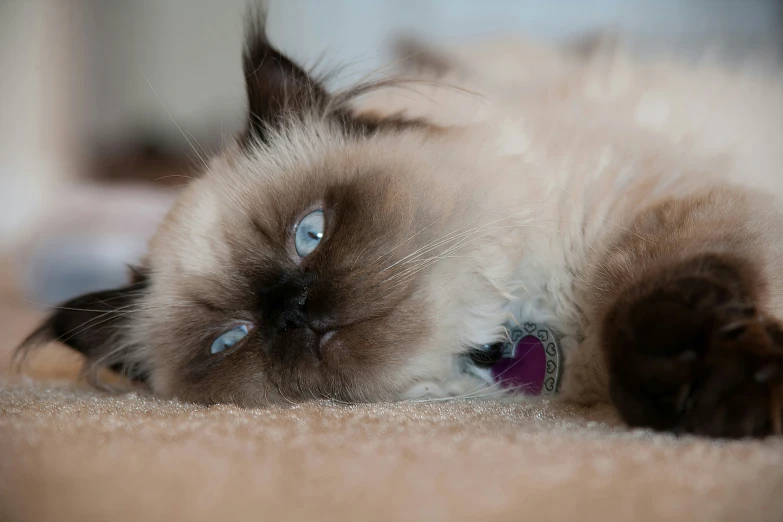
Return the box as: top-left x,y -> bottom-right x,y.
396,373 -> 507,402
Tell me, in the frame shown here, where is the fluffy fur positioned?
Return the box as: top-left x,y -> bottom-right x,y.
18,20 -> 783,437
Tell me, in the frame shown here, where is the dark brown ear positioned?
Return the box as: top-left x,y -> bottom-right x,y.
240,14 -> 432,146
241,14 -> 330,146
15,268 -> 150,383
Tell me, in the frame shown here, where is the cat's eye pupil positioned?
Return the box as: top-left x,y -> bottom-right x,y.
210,324 -> 250,355
295,210 -> 325,257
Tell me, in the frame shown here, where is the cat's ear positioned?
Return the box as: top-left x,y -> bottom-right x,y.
241,13 -> 433,145
15,268 -> 150,383
241,14 -> 330,145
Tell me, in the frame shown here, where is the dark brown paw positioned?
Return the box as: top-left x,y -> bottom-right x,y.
605,262 -> 783,438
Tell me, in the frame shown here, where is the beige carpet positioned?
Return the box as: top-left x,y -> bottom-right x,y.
1,273 -> 783,522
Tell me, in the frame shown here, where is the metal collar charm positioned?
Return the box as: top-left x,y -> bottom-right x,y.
468,321 -> 563,396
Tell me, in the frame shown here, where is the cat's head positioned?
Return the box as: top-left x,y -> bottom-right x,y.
18,19 -> 517,405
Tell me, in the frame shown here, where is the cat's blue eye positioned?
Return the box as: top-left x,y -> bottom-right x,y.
210,324 -> 250,355
294,210 -> 325,257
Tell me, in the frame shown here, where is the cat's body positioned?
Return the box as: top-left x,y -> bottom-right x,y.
19,21 -> 783,437
364,38 -> 783,411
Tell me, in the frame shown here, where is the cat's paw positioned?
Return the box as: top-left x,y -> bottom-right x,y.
604,269 -> 783,438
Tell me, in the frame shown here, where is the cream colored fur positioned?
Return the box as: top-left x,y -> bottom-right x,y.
134,36 -> 783,406
353,37 -> 783,403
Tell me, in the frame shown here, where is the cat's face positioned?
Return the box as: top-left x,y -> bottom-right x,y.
139,132 -> 452,405
20,21 -> 514,405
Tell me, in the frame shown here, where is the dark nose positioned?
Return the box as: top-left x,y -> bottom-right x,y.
262,279 -> 309,332
263,278 -> 342,336
279,290 -> 308,332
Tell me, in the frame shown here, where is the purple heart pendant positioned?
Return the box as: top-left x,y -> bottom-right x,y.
490,322 -> 562,396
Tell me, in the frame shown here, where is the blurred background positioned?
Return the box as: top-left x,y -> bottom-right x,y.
0,0 -> 782,308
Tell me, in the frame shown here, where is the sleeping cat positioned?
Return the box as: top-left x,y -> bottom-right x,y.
18,17 -> 783,438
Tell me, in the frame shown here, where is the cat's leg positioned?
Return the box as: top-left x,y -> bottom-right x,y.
592,189 -> 783,437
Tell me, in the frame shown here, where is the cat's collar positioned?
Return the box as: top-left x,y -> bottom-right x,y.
466,321 -> 563,396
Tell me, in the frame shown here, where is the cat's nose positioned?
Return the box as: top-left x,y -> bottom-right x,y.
269,280 -> 342,335
277,287 -> 309,332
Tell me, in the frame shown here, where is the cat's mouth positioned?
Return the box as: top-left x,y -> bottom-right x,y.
319,330 -> 337,350
312,313 -> 384,357
309,329 -> 337,361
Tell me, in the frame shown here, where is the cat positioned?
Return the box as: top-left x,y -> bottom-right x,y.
17,15 -> 783,438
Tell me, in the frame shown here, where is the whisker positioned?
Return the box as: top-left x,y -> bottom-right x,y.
142,71 -> 211,172
155,174 -> 198,182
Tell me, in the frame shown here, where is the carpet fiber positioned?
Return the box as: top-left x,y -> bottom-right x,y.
1,301 -> 782,521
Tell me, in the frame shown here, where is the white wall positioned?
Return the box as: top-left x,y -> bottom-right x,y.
82,0 -> 783,151
81,0 -> 249,152
0,1 -> 82,250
